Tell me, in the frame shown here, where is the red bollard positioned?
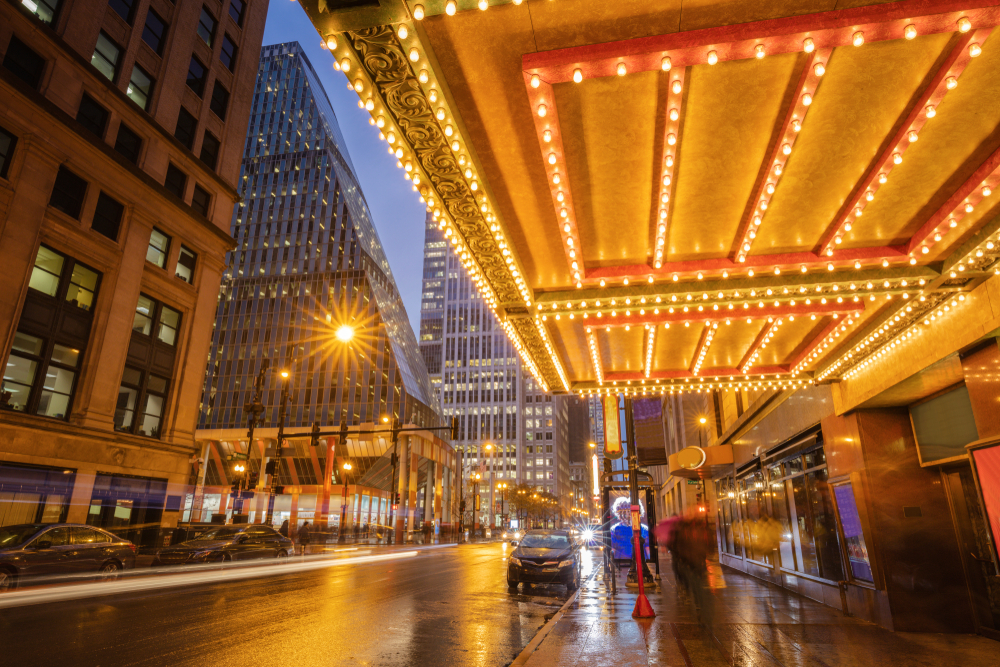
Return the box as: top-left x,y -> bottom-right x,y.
630,505 -> 655,618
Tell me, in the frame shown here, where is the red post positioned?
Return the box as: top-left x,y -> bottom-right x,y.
631,505 -> 655,618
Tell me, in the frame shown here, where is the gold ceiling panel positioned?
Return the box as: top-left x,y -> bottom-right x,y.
700,319 -> 764,371
652,324 -> 706,372
555,73 -> 661,268
421,11 -> 575,289
851,32 -> 1000,248
757,314 -> 830,367
756,35 -> 952,254
525,0 -> 684,51
546,317 -> 592,382
598,326 -> 646,374
669,53 -> 798,261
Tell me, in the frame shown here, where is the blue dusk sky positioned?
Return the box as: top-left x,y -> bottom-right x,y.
262,4 -> 427,335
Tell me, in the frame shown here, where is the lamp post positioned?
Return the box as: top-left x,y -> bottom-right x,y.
496,482 -> 508,530
484,442 -> 496,531
339,461 -> 352,543
264,369 -> 291,526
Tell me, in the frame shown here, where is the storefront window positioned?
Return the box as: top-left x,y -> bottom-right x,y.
833,483 -> 873,582
739,469 -> 771,564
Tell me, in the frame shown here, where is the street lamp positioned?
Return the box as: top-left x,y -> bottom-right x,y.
338,461 -> 353,543
496,482 -> 509,530
335,324 -> 354,342
265,368 -> 292,526
471,472 -> 482,535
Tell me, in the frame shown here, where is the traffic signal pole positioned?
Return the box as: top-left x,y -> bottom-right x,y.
264,378 -> 290,526
386,419 -> 400,545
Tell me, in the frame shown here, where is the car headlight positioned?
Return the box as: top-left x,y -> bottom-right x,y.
509,557 -> 521,566
582,530 -> 594,541
559,560 -> 574,568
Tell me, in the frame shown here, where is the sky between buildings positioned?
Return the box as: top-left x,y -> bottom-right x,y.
262,4 -> 427,334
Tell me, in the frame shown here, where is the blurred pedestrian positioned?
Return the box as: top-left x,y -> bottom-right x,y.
279,519 -> 289,539
297,521 -> 311,555
674,509 -> 714,626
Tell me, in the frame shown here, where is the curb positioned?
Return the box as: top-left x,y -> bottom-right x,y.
509,569 -> 597,667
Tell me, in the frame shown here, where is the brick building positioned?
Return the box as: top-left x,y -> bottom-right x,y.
0,0 -> 268,546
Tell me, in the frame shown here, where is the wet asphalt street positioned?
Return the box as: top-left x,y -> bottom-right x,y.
0,543 -> 586,667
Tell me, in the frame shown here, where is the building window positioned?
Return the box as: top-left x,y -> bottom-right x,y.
107,0 -> 134,23
114,123 -> 142,164
49,166 -> 88,219
209,81 -> 229,119
199,132 -> 219,169
186,56 -> 207,97
0,125 -> 16,178
164,164 -> 186,199
117,295 -> 180,437
146,228 -> 170,268
3,247 -> 101,418
174,107 -> 197,149
76,93 -> 108,137
3,36 -> 46,90
91,32 -> 121,81
197,7 -> 217,47
91,192 -> 124,242
228,0 -> 245,27
126,65 -> 154,110
175,245 -> 196,283
141,9 -> 168,55
191,184 -> 211,217
20,0 -> 62,24
220,35 -> 238,71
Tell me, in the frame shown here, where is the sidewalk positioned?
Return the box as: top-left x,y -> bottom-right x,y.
518,556 -> 998,666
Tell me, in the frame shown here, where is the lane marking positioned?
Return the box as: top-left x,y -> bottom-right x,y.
0,551 -> 418,609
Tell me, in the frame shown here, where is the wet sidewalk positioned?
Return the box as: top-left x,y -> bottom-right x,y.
519,557 -> 998,666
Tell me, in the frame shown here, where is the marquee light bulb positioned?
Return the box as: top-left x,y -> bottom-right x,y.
755,44 -> 766,59
671,80 -> 682,94
669,108 -> 679,121
707,50 -> 718,65
802,93 -> 813,106
408,47 -> 420,62
413,5 -> 424,20
479,0 -> 488,10
418,70 -> 429,83
530,74 -> 540,88
667,133 -> 677,146
904,24 -> 917,40
617,62 -> 627,76
853,31 -> 865,47
661,56 -> 671,71
365,98 -> 374,110
537,104 -> 547,117
340,58 -> 351,72
782,143 -> 792,155
573,68 -> 583,83
326,35 -> 338,50
958,17 -> 972,33
970,43 -> 982,58
893,153 -> 902,165
946,76 -> 958,90
908,130 -> 918,143
878,173 -> 887,184
548,153 -> 556,165
446,0 -> 457,15
803,37 -> 815,53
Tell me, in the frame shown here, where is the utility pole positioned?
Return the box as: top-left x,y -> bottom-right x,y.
238,360 -> 268,522
336,420 -> 349,543
264,369 -> 290,526
387,418 -> 401,545
457,444 -> 465,542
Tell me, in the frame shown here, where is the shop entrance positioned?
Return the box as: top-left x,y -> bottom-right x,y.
943,462 -> 1000,640
86,472 -> 167,548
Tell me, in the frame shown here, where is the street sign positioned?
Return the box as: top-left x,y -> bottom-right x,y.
229,491 -> 255,499
263,446 -> 296,457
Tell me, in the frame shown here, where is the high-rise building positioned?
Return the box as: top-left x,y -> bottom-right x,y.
0,0 -> 267,545
192,43 -> 451,536
199,42 -> 437,433
417,214 -> 573,525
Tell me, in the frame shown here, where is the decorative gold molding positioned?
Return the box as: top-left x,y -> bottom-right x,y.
346,26 -> 566,391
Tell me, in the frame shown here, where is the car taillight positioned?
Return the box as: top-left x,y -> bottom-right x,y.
128,542 -> 137,554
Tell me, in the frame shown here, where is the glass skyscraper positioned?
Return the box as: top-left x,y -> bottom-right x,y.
199,42 -> 438,432
417,214 -> 572,520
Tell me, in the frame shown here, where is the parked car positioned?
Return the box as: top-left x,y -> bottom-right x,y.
502,529 -> 521,545
152,524 -> 292,565
506,529 -> 581,591
0,523 -> 137,591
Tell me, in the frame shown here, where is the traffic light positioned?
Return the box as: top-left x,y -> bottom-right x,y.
264,460 -> 276,475
450,416 -> 458,441
459,499 -> 466,513
391,418 -> 401,444
247,471 -> 259,488
395,492 -> 401,506
310,421 -> 321,447
339,419 -> 348,443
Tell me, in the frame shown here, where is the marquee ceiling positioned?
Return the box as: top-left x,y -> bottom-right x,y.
303,0 -> 1000,395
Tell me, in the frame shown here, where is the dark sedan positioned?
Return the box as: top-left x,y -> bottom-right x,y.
507,530 -> 581,591
0,523 -> 137,591
152,524 -> 292,566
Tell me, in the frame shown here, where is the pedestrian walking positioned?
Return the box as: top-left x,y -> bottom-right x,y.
279,519 -> 289,539
297,521 -> 311,555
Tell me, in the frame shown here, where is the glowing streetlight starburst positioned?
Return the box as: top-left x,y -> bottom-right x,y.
335,324 -> 355,342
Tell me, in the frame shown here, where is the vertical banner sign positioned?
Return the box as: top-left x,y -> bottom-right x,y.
475,494 -> 480,511
603,394 -> 623,459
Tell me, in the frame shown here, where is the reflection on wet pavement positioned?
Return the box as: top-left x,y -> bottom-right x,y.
522,556 -> 999,666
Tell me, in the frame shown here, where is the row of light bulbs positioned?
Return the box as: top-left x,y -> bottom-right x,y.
792,316 -> 858,374
740,318 -> 784,374
836,295 -> 967,380
738,50 -> 829,263
821,31 -> 984,257
534,314 -> 571,392
951,230 -> 1000,278
587,329 -> 603,385
411,0 -> 524,20
578,376 -> 811,396
501,319 -> 549,392
691,323 -> 718,376
644,324 -> 658,377
654,71 -> 685,269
